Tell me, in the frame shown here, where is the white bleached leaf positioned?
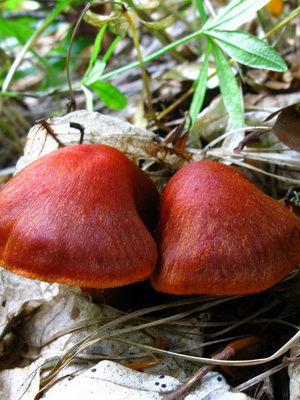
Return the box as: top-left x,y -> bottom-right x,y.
289,338 -> 300,400
0,358 -> 45,400
16,110 -> 193,172
42,361 -> 253,400
0,268 -> 59,337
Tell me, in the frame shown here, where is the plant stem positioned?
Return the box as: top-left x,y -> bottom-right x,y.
164,345 -> 235,400
157,88 -> 194,121
122,9 -> 156,120
124,0 -> 185,62
100,27 -> 204,81
263,6 -> 300,39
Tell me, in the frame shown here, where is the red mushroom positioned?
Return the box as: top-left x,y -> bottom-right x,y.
0,144 -> 158,288
151,161 -> 300,295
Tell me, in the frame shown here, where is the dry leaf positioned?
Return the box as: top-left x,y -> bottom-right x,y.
0,358 -> 44,400
189,95 -> 229,145
17,110 -> 192,173
42,360 -> 253,400
266,103 -> 300,152
289,337 -> 300,400
0,268 -> 59,338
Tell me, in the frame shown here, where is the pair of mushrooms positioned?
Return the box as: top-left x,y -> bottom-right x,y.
0,144 -> 299,296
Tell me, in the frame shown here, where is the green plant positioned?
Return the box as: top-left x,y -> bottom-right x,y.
70,2 -> 175,115
189,0 -> 287,144
0,0 -> 295,141
79,25 -> 126,111
77,0 -> 289,142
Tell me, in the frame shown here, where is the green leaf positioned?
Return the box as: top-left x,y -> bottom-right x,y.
81,85 -> 94,111
0,18 -> 34,43
85,25 -> 107,77
206,30 -> 287,72
89,81 -> 127,110
83,60 -> 106,86
203,0 -> 270,30
3,0 -> 24,11
102,36 -> 122,63
189,42 -> 211,144
211,40 -> 243,129
139,15 -> 175,30
1,0 -> 74,96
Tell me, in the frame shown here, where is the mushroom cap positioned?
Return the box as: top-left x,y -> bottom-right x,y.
0,144 -> 158,288
151,161 -> 300,295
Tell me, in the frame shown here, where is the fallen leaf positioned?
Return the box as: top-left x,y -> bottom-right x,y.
42,360 -> 253,400
266,103 -> 300,152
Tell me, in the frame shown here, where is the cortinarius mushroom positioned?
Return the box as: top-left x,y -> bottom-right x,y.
0,144 -> 158,288
151,161 -> 300,295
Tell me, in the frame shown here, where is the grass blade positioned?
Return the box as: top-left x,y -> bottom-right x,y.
211,40 -> 243,129
189,42 -> 211,145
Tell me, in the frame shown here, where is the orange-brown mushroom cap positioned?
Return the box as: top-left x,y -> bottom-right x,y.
0,144 -> 158,288
151,161 -> 300,295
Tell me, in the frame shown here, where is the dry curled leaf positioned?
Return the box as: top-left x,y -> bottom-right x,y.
17,110 -> 300,189
234,103 -> 300,155
17,110 -> 192,173
266,103 -> 300,152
